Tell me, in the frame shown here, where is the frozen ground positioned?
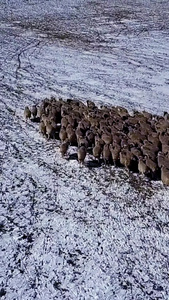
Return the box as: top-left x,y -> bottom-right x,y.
0,1 -> 169,299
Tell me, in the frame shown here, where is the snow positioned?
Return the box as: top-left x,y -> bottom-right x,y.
0,0 -> 169,299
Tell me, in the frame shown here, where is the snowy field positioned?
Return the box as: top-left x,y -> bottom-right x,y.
0,1 -> 169,299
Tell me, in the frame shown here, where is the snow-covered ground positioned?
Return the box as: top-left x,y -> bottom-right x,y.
0,1 -> 169,299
